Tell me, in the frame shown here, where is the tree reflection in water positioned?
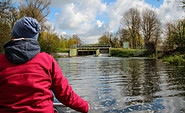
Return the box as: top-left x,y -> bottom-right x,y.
55,57 -> 185,113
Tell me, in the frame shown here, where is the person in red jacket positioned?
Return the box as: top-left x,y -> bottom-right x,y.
0,17 -> 89,113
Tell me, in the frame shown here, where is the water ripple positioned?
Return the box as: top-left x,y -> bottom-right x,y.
55,57 -> 185,113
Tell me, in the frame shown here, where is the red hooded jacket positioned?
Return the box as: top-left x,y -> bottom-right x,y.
0,52 -> 89,113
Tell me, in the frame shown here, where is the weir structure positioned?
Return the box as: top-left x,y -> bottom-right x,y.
69,45 -> 111,57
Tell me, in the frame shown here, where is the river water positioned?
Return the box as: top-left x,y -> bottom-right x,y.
54,55 -> 185,113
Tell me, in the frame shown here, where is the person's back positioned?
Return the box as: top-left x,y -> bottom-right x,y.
0,53 -> 54,112
0,17 -> 89,113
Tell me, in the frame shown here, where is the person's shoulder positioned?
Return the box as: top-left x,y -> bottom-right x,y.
0,54 -> 4,57
32,52 -> 55,67
37,52 -> 55,62
39,52 -> 53,58
0,54 -> 6,61
0,54 -> 13,68
39,52 -> 50,56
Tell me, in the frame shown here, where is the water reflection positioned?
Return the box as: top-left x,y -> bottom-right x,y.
55,56 -> 185,113
166,65 -> 185,97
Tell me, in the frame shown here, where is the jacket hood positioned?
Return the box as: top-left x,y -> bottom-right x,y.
3,39 -> 40,64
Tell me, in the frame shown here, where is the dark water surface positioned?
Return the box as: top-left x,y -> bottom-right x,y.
54,56 -> 185,113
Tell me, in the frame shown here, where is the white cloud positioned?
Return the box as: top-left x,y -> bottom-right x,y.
96,20 -> 104,28
50,0 -> 184,44
51,0 -> 74,8
44,21 -> 58,34
80,35 -> 100,44
156,0 -> 184,24
52,0 -> 108,43
107,0 -> 151,31
61,31 -> 67,35
54,0 -> 106,30
56,3 -> 89,30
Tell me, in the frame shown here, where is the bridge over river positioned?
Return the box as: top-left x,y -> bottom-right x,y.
69,45 -> 111,57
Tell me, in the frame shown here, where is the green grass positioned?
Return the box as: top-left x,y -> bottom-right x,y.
162,55 -> 185,65
109,48 -> 147,57
56,48 -> 70,53
160,47 -> 185,65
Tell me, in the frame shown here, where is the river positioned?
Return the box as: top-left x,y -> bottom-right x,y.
54,55 -> 185,113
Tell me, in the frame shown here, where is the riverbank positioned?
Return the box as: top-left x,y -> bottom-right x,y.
109,48 -> 185,65
53,48 -> 185,65
53,48 -> 150,58
160,48 -> 185,65
162,55 -> 185,65
53,49 -> 70,58
109,48 -> 147,57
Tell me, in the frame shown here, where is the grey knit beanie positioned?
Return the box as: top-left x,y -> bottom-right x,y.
11,17 -> 41,40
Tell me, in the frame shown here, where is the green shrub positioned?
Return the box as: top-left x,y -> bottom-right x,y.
163,55 -> 185,65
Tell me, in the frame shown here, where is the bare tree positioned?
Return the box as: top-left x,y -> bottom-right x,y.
0,0 -> 18,52
72,34 -> 83,45
172,19 -> 185,48
152,22 -> 161,51
98,35 -> 111,45
19,0 -> 51,25
141,8 -> 161,50
182,1 -> 185,8
103,32 -> 114,47
164,23 -> 175,50
121,8 -> 141,49
116,28 -> 130,48
113,36 -> 121,48
0,0 -> 19,27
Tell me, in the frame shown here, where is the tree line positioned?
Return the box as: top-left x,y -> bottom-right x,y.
38,32 -> 83,54
0,0 -> 82,54
98,7 -> 184,54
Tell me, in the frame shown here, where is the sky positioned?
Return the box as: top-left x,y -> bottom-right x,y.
15,0 -> 185,44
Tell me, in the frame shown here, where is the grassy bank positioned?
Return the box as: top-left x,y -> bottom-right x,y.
56,48 -> 70,53
162,55 -> 185,65
52,48 -> 70,58
160,48 -> 185,65
109,48 -> 147,57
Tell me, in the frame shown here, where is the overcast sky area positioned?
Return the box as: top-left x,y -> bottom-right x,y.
15,0 -> 185,44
